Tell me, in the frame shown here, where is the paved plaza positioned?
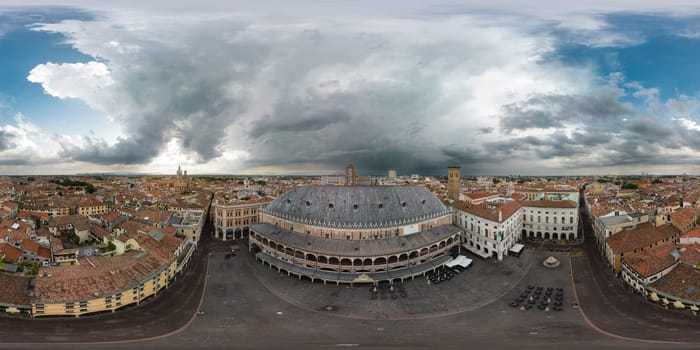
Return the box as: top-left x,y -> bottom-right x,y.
2,228 -> 700,349
249,246 -> 536,318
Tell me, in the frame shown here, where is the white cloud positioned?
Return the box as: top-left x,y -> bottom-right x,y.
674,117 -> 700,131
27,61 -> 113,101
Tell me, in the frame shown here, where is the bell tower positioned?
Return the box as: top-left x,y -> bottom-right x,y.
447,166 -> 461,201
345,164 -> 357,186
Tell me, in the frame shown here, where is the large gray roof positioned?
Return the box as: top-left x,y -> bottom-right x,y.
263,185 -> 449,228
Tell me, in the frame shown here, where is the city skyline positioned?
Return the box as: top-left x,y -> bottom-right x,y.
3,1 -> 700,175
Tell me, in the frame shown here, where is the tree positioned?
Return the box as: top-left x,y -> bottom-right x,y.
256,180 -> 267,186
492,178 -> 500,184
652,178 -> 663,184
85,183 -> 96,193
621,183 -> 638,190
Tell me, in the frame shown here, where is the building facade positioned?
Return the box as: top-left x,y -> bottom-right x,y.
452,201 -> 522,260
452,199 -> 579,261
249,185 -> 461,285
521,201 -> 579,241
213,196 -> 273,240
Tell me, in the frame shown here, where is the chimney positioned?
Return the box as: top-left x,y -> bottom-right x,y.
498,210 -> 503,222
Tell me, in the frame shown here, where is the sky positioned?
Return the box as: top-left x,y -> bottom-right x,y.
3,1 -> 700,175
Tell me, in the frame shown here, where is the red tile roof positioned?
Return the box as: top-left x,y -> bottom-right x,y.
670,207 -> 697,229
650,263 -> 700,303
0,242 -> 22,262
623,243 -> 678,278
20,239 -> 40,254
0,273 -> 31,306
606,223 -> 680,254
681,228 -> 700,239
451,200 -> 522,222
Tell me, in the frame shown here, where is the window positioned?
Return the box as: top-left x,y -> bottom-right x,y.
353,204 -> 359,210
329,203 -> 334,209
378,203 -> 384,209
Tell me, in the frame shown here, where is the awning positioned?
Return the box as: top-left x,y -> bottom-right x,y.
509,243 -> 524,254
446,255 -> 473,269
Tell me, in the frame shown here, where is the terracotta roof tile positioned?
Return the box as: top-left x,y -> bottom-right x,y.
607,223 -> 680,254
623,243 -> 678,278
0,273 -> 31,306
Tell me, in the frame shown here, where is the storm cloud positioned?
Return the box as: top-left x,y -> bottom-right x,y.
11,4 -> 700,175
499,85 -> 634,133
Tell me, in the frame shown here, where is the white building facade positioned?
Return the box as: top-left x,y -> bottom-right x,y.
521,202 -> 579,241
453,200 -> 579,261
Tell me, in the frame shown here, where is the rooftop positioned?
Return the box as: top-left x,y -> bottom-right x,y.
451,200 -> 521,222
606,222 -> 680,254
650,263 -> 700,303
622,243 -> 678,278
0,273 -> 31,306
34,251 -> 164,302
599,215 -> 634,227
263,185 -> 449,227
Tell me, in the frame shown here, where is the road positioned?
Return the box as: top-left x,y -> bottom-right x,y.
571,192 -> 700,342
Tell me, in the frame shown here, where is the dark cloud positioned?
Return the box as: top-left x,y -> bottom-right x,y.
623,117 -> 674,138
50,19 -> 257,164
479,127 -> 494,134
59,133 -> 163,165
499,86 -> 633,133
250,109 -> 351,138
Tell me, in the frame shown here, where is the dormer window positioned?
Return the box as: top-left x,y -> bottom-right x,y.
305,201 -> 311,207
353,204 -> 359,210
329,203 -> 334,209
378,203 -> 384,209
401,201 -> 407,207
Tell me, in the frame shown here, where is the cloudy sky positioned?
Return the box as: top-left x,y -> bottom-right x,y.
2,1 -> 700,175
